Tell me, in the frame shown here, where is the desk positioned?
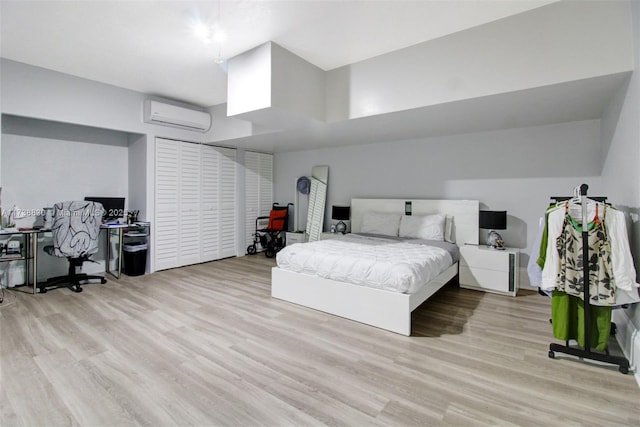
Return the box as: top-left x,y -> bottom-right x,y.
0,222 -> 149,293
0,228 -> 40,294
103,224 -> 127,279
103,222 -> 150,279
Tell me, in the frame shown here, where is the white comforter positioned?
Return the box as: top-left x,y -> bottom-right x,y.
275,234 -> 454,294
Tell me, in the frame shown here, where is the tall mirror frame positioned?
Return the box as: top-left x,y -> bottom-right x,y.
305,166 -> 328,242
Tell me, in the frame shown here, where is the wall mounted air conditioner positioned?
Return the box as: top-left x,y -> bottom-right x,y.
143,99 -> 212,132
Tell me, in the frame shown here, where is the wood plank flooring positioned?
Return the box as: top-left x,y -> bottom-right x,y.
1,255 -> 639,426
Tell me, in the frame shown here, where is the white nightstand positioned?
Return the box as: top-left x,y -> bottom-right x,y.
320,232 -> 345,240
459,245 -> 519,296
285,232 -> 306,246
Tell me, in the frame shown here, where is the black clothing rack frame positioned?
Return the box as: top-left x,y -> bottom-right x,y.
547,184 -> 630,374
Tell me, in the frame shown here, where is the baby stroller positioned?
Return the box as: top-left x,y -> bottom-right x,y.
247,203 -> 293,258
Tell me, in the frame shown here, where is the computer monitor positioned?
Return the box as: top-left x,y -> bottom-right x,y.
84,197 -> 125,222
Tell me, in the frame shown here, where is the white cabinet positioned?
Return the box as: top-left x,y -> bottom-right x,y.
320,232 -> 344,240
459,245 -> 519,296
155,138 -> 237,271
285,232 -> 306,245
244,151 -> 273,248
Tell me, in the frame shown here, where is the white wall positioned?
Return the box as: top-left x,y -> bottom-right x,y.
0,59 -> 219,142
601,0 -> 640,374
227,43 -> 273,117
1,116 -> 130,219
0,59 -> 260,273
271,43 -> 325,122
1,116 -> 130,282
0,58 -> 254,215
326,0 -> 632,120
274,119 -> 604,287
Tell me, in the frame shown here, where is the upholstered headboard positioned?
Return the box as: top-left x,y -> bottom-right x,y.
350,198 -> 479,245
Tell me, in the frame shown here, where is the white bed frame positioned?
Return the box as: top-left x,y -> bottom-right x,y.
271,199 -> 479,336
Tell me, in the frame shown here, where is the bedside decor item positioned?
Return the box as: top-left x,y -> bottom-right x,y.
479,210 -> 507,249
331,205 -> 350,234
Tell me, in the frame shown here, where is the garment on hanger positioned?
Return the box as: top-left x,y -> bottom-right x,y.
527,217 -> 545,287
540,202 -> 638,301
551,290 -> 611,351
545,187 -> 631,370
555,203 -> 616,305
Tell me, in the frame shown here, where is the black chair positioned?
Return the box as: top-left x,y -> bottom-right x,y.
39,201 -> 107,293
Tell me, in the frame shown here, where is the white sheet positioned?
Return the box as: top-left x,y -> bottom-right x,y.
275,234 -> 454,294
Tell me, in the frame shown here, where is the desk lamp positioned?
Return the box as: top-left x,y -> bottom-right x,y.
479,210 -> 507,249
331,205 -> 350,234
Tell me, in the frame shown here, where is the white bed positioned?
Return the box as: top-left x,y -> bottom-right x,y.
271,199 -> 479,336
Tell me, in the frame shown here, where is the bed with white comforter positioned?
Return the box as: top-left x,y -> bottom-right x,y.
271,198 -> 479,336
276,234 -> 459,294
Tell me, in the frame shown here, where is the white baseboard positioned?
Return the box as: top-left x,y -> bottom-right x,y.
612,308 -> 640,386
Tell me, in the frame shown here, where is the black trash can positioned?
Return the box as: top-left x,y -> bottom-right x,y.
123,242 -> 148,276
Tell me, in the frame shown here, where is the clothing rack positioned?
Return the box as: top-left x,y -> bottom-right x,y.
549,195 -> 608,204
548,184 -> 630,374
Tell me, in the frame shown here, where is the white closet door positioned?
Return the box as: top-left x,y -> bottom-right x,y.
178,142 -> 202,266
244,151 -> 273,249
156,139 -> 237,270
218,147 -> 237,258
259,154 -> 274,214
245,151 -> 261,248
200,145 -> 220,262
155,138 -> 180,270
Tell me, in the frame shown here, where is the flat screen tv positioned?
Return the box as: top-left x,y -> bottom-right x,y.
84,197 -> 125,222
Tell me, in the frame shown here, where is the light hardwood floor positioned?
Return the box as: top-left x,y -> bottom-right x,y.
1,255 -> 639,426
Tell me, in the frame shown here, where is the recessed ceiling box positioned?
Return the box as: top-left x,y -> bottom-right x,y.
227,42 -> 325,127
144,99 -> 212,132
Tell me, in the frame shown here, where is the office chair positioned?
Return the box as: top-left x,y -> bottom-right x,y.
39,201 -> 107,293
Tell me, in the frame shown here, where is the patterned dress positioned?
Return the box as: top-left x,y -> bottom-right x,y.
555,204 -> 616,305
551,203 -> 615,350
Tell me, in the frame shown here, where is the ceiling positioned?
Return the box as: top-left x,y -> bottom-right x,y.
0,0 -> 556,108
2,1 -> 628,153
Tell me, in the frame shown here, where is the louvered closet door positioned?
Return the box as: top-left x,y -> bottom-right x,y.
259,154 -> 274,215
218,147 -> 237,258
244,152 -> 273,249
155,138 -> 180,270
200,145 -> 221,263
245,151 -> 261,248
179,143 -> 202,266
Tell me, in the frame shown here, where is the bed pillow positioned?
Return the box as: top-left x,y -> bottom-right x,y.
399,214 -> 446,241
360,212 -> 402,236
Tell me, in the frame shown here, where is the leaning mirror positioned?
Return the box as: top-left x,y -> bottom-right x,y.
305,165 -> 328,242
